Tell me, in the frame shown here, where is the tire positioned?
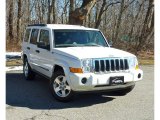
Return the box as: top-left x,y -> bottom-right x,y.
50,70 -> 73,102
113,85 -> 135,95
23,58 -> 35,80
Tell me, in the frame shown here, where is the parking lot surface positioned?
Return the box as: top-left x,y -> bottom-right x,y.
6,65 -> 154,120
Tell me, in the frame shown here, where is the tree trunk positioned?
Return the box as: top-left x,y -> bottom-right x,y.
17,0 -> 22,42
27,0 -> 30,23
51,0 -> 56,23
69,0 -> 74,24
114,0 -> 125,43
47,0 -> 51,23
128,0 -> 144,44
95,0 -> 106,28
69,0 -> 96,25
8,0 -> 14,42
69,0 -> 74,13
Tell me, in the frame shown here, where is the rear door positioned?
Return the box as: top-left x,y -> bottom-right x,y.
28,28 -> 40,70
22,28 -> 31,56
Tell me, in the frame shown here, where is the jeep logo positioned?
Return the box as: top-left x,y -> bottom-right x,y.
112,78 -> 123,84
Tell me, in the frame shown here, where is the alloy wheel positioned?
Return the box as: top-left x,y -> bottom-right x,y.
53,75 -> 71,98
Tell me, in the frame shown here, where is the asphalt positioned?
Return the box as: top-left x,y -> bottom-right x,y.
6,65 -> 154,120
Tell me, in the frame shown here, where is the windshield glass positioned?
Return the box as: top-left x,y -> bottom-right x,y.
53,30 -> 108,48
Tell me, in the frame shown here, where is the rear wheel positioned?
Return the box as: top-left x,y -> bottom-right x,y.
23,58 -> 35,80
50,70 -> 73,102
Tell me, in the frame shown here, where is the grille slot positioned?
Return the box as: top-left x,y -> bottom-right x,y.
105,60 -> 110,71
94,58 -> 129,73
115,59 -> 120,70
124,59 -> 129,70
100,60 -> 105,72
95,60 -> 99,72
120,59 -> 124,70
110,60 -> 115,71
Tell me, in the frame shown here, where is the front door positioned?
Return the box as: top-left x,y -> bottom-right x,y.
35,29 -> 53,77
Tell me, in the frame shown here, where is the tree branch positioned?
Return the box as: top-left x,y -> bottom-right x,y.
102,1 -> 121,13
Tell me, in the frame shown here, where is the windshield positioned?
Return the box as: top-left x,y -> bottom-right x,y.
53,30 -> 108,48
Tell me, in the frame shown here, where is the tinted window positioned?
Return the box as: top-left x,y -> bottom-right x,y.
53,30 -> 108,47
39,30 -> 50,46
24,29 -> 31,42
30,29 -> 39,44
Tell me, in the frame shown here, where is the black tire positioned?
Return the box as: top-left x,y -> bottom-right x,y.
50,70 -> 73,102
23,58 -> 35,80
113,85 -> 135,95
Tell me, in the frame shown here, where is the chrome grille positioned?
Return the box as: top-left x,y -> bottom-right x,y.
93,58 -> 129,73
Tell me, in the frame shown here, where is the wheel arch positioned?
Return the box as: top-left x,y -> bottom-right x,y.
53,65 -> 64,73
52,63 -> 72,88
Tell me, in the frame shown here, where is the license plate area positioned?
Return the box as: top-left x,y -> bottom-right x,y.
109,76 -> 124,85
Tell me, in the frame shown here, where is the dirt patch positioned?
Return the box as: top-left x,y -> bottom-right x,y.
138,59 -> 154,65
6,59 -> 23,66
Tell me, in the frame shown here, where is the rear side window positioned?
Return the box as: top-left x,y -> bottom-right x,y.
30,29 -> 39,44
39,30 -> 50,46
24,29 -> 31,42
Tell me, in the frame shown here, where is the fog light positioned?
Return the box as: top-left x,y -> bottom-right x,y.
81,78 -> 87,84
138,73 -> 141,78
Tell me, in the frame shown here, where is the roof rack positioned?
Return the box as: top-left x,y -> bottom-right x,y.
28,24 -> 47,27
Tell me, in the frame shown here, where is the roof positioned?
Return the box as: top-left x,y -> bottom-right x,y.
27,24 -> 99,31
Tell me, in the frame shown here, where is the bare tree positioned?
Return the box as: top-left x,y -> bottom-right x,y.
17,0 -> 22,42
114,0 -> 125,43
61,0 -> 69,24
135,0 -> 154,53
47,0 -> 51,23
8,0 -> 14,42
69,0 -> 75,24
69,0 -> 96,25
52,0 -> 56,23
6,0 -> 154,53
95,0 -> 120,28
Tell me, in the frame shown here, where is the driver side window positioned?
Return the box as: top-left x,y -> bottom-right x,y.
39,30 -> 50,46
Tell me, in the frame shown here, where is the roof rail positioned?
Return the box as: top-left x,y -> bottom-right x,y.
28,24 -> 47,27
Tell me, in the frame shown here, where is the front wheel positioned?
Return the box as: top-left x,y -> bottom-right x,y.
50,70 -> 73,102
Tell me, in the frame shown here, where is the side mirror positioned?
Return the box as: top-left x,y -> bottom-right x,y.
37,42 -> 50,51
108,40 -> 113,47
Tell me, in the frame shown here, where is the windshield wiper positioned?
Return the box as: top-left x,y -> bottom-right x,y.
56,44 -> 79,47
84,43 -> 103,47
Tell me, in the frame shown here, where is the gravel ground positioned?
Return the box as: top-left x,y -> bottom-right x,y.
6,65 -> 154,120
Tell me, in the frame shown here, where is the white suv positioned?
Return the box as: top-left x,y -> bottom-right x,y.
22,24 -> 143,101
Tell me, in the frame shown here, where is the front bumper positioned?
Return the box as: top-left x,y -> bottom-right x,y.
68,69 -> 143,92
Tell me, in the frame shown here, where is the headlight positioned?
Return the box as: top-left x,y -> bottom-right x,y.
81,59 -> 92,73
128,57 -> 138,69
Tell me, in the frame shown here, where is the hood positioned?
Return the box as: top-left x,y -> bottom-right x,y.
53,47 -> 135,60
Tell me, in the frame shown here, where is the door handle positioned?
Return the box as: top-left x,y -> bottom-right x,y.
27,47 -> 30,50
35,50 -> 40,53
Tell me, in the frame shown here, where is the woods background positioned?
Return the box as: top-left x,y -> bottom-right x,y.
6,0 -> 154,58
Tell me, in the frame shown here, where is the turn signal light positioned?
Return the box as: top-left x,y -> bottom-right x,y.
135,65 -> 139,70
70,67 -> 83,73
